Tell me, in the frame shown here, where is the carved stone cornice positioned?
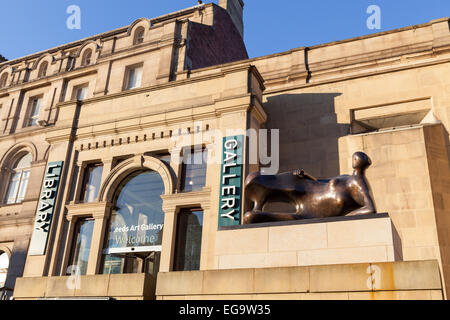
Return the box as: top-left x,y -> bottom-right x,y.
161,188 -> 211,213
65,201 -> 112,221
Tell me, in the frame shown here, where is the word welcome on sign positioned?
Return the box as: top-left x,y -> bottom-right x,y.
218,135 -> 244,228
29,161 -> 64,256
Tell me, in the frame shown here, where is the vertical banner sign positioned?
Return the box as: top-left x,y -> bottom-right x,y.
29,161 -> 64,256
219,135 -> 244,228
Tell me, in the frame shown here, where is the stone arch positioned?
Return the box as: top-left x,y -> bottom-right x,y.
127,18 -> 151,46
31,53 -> 55,71
0,65 -> 13,75
75,40 -> 100,57
126,18 -> 151,36
30,53 -> 55,80
0,142 -> 38,169
74,41 -> 100,69
0,143 -> 36,205
99,155 -> 174,203
0,245 -> 11,259
0,65 -> 13,87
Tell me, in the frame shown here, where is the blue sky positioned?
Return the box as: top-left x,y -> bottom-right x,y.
0,0 -> 449,61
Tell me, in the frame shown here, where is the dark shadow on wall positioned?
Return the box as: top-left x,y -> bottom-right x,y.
262,93 -> 348,213
4,238 -> 29,300
264,93 -> 348,177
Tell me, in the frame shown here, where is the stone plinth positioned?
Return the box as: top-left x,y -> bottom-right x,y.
214,213 -> 401,270
156,260 -> 443,300
13,273 -> 156,300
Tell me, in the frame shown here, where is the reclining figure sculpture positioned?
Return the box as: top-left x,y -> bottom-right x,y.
243,152 -> 376,224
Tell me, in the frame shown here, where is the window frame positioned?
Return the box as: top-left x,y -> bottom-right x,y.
72,84 -> 89,101
38,61 -> 48,78
100,169 -> 165,275
81,49 -> 93,67
123,64 -> 144,91
79,163 -> 104,203
0,250 -> 9,289
0,73 -> 8,88
25,96 -> 43,127
179,147 -> 208,193
3,153 -> 32,205
66,217 -> 95,276
133,27 -> 145,45
173,208 -> 204,272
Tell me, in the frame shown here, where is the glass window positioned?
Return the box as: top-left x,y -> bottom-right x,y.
75,86 -> 88,101
0,251 -> 8,288
68,219 -> 94,276
38,61 -> 48,78
134,27 -> 145,45
102,170 -> 165,275
27,97 -> 42,127
66,57 -> 75,71
125,65 -> 143,90
0,73 -> 8,88
180,148 -> 207,192
173,209 -> 203,271
4,153 -> 32,204
82,49 -> 92,66
80,164 -> 103,203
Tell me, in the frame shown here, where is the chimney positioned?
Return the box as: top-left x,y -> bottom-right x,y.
219,0 -> 244,39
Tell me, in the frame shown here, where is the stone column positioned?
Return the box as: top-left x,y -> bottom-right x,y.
169,146 -> 182,192
73,162 -> 87,202
86,204 -> 111,275
60,215 -> 77,276
199,202 -> 211,271
159,204 -> 178,273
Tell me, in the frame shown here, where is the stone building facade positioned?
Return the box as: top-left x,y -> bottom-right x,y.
1,1 -> 450,300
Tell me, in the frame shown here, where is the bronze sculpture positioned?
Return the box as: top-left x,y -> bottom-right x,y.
243,152 -> 376,224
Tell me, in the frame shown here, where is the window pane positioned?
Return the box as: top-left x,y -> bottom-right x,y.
16,170 -> 30,203
69,219 -> 94,276
28,98 -> 41,126
181,149 -> 207,192
173,209 -> 203,271
127,66 -> 143,90
0,252 -> 8,288
82,165 -> 103,203
102,255 -> 124,275
77,87 -> 88,100
83,50 -> 92,66
14,153 -> 32,170
5,172 -> 21,204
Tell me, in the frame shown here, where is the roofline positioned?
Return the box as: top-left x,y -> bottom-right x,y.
1,11 -> 448,70
247,17 -> 450,63
0,3 -> 211,67
308,17 -> 449,50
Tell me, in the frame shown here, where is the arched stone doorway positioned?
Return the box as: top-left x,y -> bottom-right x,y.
99,156 -> 172,277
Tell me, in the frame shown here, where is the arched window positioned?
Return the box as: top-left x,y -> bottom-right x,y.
102,170 -> 165,275
0,73 -> 8,88
4,153 -> 32,204
133,27 -> 145,45
81,49 -> 92,66
0,251 -> 9,289
38,61 -> 48,78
